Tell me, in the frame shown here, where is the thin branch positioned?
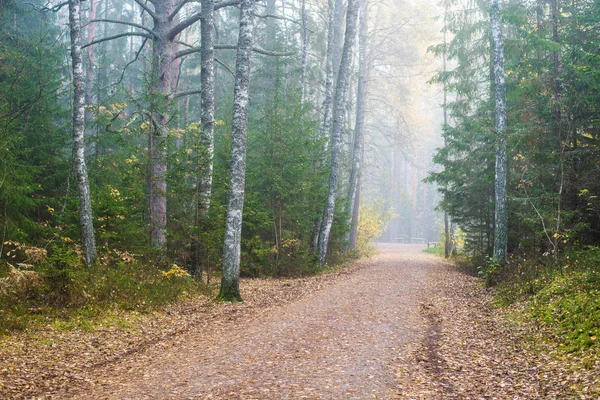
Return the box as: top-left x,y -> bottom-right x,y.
134,0 -> 159,20
169,0 -> 192,20
215,44 -> 296,57
214,0 -> 241,11
172,89 -> 202,99
112,38 -> 149,88
253,13 -> 300,25
82,32 -> 152,49
215,58 -> 234,77
90,19 -> 155,35
38,1 -> 69,12
176,44 -> 295,59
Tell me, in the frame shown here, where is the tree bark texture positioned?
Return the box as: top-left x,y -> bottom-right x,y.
148,0 -> 177,249
443,2 -> 451,259
219,0 -> 255,302
191,0 -> 216,277
318,0 -> 360,266
346,0 -> 369,250
490,0 -> 508,263
199,0 -> 216,218
299,0 -> 308,104
84,0 -> 97,158
318,0 -> 343,142
69,0 -> 97,265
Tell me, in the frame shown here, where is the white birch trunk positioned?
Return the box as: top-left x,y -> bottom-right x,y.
490,0 -> 508,263
199,0 -> 215,217
69,0 -> 97,265
346,0 -> 369,250
318,0 -> 360,266
84,0 -> 97,159
219,0 -> 255,301
318,0 -> 340,141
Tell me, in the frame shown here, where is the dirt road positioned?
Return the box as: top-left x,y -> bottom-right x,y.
10,243 -> 591,399
69,244 -> 436,399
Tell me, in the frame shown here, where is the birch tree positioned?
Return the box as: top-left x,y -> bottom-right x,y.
318,0 -> 360,266
346,0 -> 369,251
319,0 -> 344,141
219,0 -> 256,302
490,0 -> 508,263
69,0 -> 97,265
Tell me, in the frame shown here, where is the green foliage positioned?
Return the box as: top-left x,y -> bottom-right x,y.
0,242 -> 204,335
0,1 -> 69,244
477,257 -> 501,287
356,201 -> 395,256
493,247 -> 600,362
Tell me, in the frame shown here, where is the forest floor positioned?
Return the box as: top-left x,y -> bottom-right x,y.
1,243 -> 598,399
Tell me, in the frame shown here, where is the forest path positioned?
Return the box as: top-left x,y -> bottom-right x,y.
70,244 -> 438,399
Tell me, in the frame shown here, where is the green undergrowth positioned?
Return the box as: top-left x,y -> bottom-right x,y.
0,243 -> 208,336
492,247 -> 600,367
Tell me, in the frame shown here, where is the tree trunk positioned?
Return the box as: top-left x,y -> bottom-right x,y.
299,0 -> 308,104
490,0 -> 507,263
84,0 -> 96,159
192,0 -> 216,277
199,0 -> 215,218
219,0 -> 256,302
318,0 -> 360,266
318,0 -> 343,142
346,0 -> 369,251
148,0 -> 177,250
443,1 -> 451,259
69,0 -> 97,265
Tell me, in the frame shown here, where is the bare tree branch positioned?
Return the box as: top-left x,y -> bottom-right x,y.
215,44 -> 296,56
169,12 -> 202,40
215,58 -> 235,77
172,88 -> 203,99
37,1 -> 69,12
176,44 -> 295,58
214,0 -> 241,11
112,38 -> 150,88
90,19 -> 155,35
82,32 -> 153,49
169,0 -> 193,20
253,13 -> 300,25
133,0 -> 159,20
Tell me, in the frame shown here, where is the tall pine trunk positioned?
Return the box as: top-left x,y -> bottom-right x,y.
346,0 -> 369,251
318,0 -> 360,266
148,0 -> 177,250
69,0 -> 97,265
490,0 -> 507,263
219,0 -> 256,302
